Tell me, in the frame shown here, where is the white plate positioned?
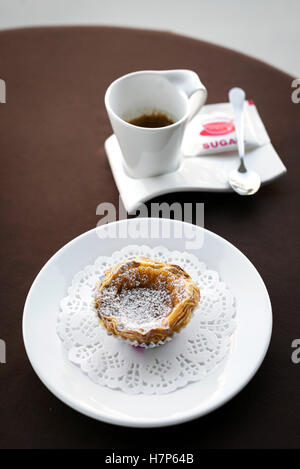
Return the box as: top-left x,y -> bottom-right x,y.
23,218 -> 272,427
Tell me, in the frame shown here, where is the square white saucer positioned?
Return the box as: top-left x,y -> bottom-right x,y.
105,134 -> 286,214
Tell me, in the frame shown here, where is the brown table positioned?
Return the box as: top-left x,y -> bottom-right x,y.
0,26 -> 299,449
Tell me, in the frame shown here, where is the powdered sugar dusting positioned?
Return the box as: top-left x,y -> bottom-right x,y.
95,259 -> 188,332
99,285 -> 173,331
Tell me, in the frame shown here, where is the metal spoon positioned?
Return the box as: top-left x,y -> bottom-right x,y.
228,87 -> 261,195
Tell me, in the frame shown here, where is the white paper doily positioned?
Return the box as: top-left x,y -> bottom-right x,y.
57,245 -> 236,395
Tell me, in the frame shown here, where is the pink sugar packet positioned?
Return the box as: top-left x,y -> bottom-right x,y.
182,100 -> 270,156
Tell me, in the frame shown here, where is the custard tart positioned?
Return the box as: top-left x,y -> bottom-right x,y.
94,257 -> 200,346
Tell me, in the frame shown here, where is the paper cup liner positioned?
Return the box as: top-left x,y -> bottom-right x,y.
98,318 -> 174,349
97,307 -> 198,349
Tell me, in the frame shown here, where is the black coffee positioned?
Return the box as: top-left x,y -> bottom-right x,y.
128,111 -> 174,128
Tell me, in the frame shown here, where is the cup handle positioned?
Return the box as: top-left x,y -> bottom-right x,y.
160,69 -> 207,121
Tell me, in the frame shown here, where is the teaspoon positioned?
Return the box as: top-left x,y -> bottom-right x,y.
228,87 -> 261,195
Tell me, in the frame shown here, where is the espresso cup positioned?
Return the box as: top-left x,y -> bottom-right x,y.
105,69 -> 207,178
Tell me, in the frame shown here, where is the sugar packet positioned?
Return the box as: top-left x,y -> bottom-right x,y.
182,100 -> 270,156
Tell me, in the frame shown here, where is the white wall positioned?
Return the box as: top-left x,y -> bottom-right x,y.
0,0 -> 299,77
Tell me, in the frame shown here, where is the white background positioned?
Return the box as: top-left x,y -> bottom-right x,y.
0,0 -> 299,77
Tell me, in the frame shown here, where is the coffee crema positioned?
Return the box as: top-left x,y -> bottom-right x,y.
128,111 -> 174,128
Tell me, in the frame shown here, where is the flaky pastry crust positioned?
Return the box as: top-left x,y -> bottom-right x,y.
94,257 -> 200,345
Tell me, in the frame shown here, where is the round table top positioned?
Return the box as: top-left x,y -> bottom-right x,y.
0,25 -> 299,449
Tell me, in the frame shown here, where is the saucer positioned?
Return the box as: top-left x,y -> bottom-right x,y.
105,135 -> 286,214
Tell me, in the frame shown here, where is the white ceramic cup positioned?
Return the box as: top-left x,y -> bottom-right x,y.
105,69 -> 207,178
